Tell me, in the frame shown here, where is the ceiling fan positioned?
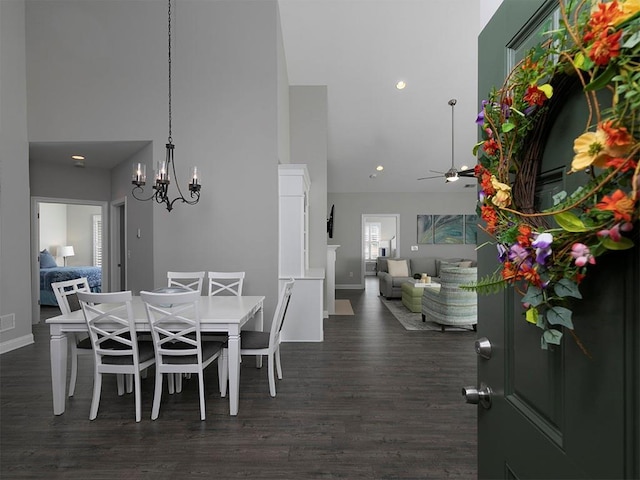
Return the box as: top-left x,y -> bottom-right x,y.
418,98 -> 475,183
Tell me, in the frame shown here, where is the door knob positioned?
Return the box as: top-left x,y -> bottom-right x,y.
475,337 -> 492,359
462,383 -> 492,409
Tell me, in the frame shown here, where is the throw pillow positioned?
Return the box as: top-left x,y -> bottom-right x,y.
40,249 -> 58,268
387,259 -> 409,277
458,260 -> 473,268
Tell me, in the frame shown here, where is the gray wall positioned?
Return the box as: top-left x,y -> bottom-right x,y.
24,0 -> 286,325
289,86 -> 328,271
329,191 -> 478,287
0,0 -> 33,352
111,144 -> 154,295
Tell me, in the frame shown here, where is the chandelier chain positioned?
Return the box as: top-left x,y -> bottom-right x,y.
167,0 -> 172,143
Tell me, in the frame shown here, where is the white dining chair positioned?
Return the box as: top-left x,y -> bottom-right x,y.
76,291 -> 156,422
166,271 -> 205,293
207,271 -> 245,296
165,271 -> 206,392
222,279 -> 294,398
140,290 -> 228,421
51,277 -> 93,397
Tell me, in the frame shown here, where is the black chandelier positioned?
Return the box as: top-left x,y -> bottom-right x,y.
132,0 -> 201,212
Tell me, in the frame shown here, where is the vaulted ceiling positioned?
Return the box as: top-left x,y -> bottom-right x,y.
30,1 -> 498,195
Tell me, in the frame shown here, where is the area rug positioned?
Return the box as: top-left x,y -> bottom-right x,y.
379,297 -> 474,332
334,299 -> 355,315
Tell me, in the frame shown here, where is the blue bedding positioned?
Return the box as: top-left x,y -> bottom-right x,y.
40,266 -> 102,306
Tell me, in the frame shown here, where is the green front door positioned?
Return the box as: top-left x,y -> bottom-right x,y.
475,1 -> 640,478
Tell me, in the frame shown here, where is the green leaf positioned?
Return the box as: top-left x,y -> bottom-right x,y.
554,279 -> 582,299
602,236 -> 635,251
623,30 -> 640,49
543,329 -> 563,346
554,211 -> 589,232
585,64 -> 616,92
525,307 -> 539,325
546,306 -> 574,329
502,122 -> 516,133
522,286 -> 544,307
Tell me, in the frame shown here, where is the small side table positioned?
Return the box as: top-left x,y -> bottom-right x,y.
401,280 -> 438,312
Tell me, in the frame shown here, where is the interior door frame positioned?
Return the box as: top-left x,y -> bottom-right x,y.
110,197 -> 127,292
361,214 -> 400,287
31,196 -> 109,324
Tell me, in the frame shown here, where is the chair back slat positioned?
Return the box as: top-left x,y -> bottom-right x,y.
140,290 -> 203,367
51,277 -> 91,315
167,271 -> 205,294
207,271 -> 245,296
76,291 -> 140,366
270,279 -> 295,345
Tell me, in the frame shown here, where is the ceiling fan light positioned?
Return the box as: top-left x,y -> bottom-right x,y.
445,175 -> 459,182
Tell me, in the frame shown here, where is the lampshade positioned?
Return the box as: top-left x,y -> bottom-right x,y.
58,246 -> 75,258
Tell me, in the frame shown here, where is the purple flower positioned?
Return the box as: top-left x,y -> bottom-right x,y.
531,232 -> 553,249
523,105 -> 536,116
476,100 -> 488,125
508,243 -> 529,263
531,232 -> 553,265
497,244 -> 507,263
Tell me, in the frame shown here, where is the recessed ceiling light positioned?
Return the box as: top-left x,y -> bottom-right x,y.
71,155 -> 85,160
395,81 -> 406,90
376,165 -> 384,171
460,165 -> 469,170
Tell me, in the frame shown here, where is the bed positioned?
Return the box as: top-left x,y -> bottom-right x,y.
39,249 -> 102,306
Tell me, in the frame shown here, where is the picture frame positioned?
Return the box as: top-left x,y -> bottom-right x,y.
434,214 -> 463,244
417,215 -> 433,244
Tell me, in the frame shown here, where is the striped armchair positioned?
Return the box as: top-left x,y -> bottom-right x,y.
421,266 -> 477,331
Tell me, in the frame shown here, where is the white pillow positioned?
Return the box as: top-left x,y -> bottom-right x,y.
387,259 -> 409,277
458,261 -> 473,268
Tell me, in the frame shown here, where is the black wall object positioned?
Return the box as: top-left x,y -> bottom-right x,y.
327,204 -> 334,238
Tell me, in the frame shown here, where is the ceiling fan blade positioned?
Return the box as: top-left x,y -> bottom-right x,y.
429,170 -> 445,174
417,174 -> 443,180
458,168 -> 476,178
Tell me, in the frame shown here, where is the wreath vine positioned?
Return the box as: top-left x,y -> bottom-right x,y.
468,0 -> 640,351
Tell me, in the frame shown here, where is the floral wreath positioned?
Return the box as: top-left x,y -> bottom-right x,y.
469,0 -> 640,351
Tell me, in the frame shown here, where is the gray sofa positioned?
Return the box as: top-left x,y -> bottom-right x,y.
377,256 -> 475,299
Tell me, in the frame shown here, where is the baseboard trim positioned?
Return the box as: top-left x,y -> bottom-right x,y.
0,333 -> 35,354
336,283 -> 364,290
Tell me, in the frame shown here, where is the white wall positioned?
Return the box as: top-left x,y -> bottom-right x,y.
329,191 -> 478,287
39,203 -> 67,258
66,204 -> 101,266
0,0 -> 33,352
481,0 -> 504,29
289,86 -> 328,271
26,0 -> 284,323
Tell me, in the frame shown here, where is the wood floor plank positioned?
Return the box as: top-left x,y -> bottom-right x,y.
1,278 -> 477,479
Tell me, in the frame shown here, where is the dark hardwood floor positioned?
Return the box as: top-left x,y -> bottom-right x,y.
1,278 -> 477,479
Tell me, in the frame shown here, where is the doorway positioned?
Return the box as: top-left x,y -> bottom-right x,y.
110,198 -> 127,292
361,214 -> 399,288
31,197 -> 109,324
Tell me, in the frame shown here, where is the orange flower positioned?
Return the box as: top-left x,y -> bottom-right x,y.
502,261 -> 518,282
589,30 -> 623,66
520,264 -> 543,288
595,189 -> 636,222
481,206 -> 498,234
483,139 -> 500,157
490,176 -> 512,208
585,1 -> 624,41
604,157 -> 638,173
517,225 -> 533,246
523,85 -> 548,106
480,171 -> 496,196
601,120 -> 632,151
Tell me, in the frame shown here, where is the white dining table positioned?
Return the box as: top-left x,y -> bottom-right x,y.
46,294 -> 265,416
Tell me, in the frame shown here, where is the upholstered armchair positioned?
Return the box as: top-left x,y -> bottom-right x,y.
421,266 -> 477,331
